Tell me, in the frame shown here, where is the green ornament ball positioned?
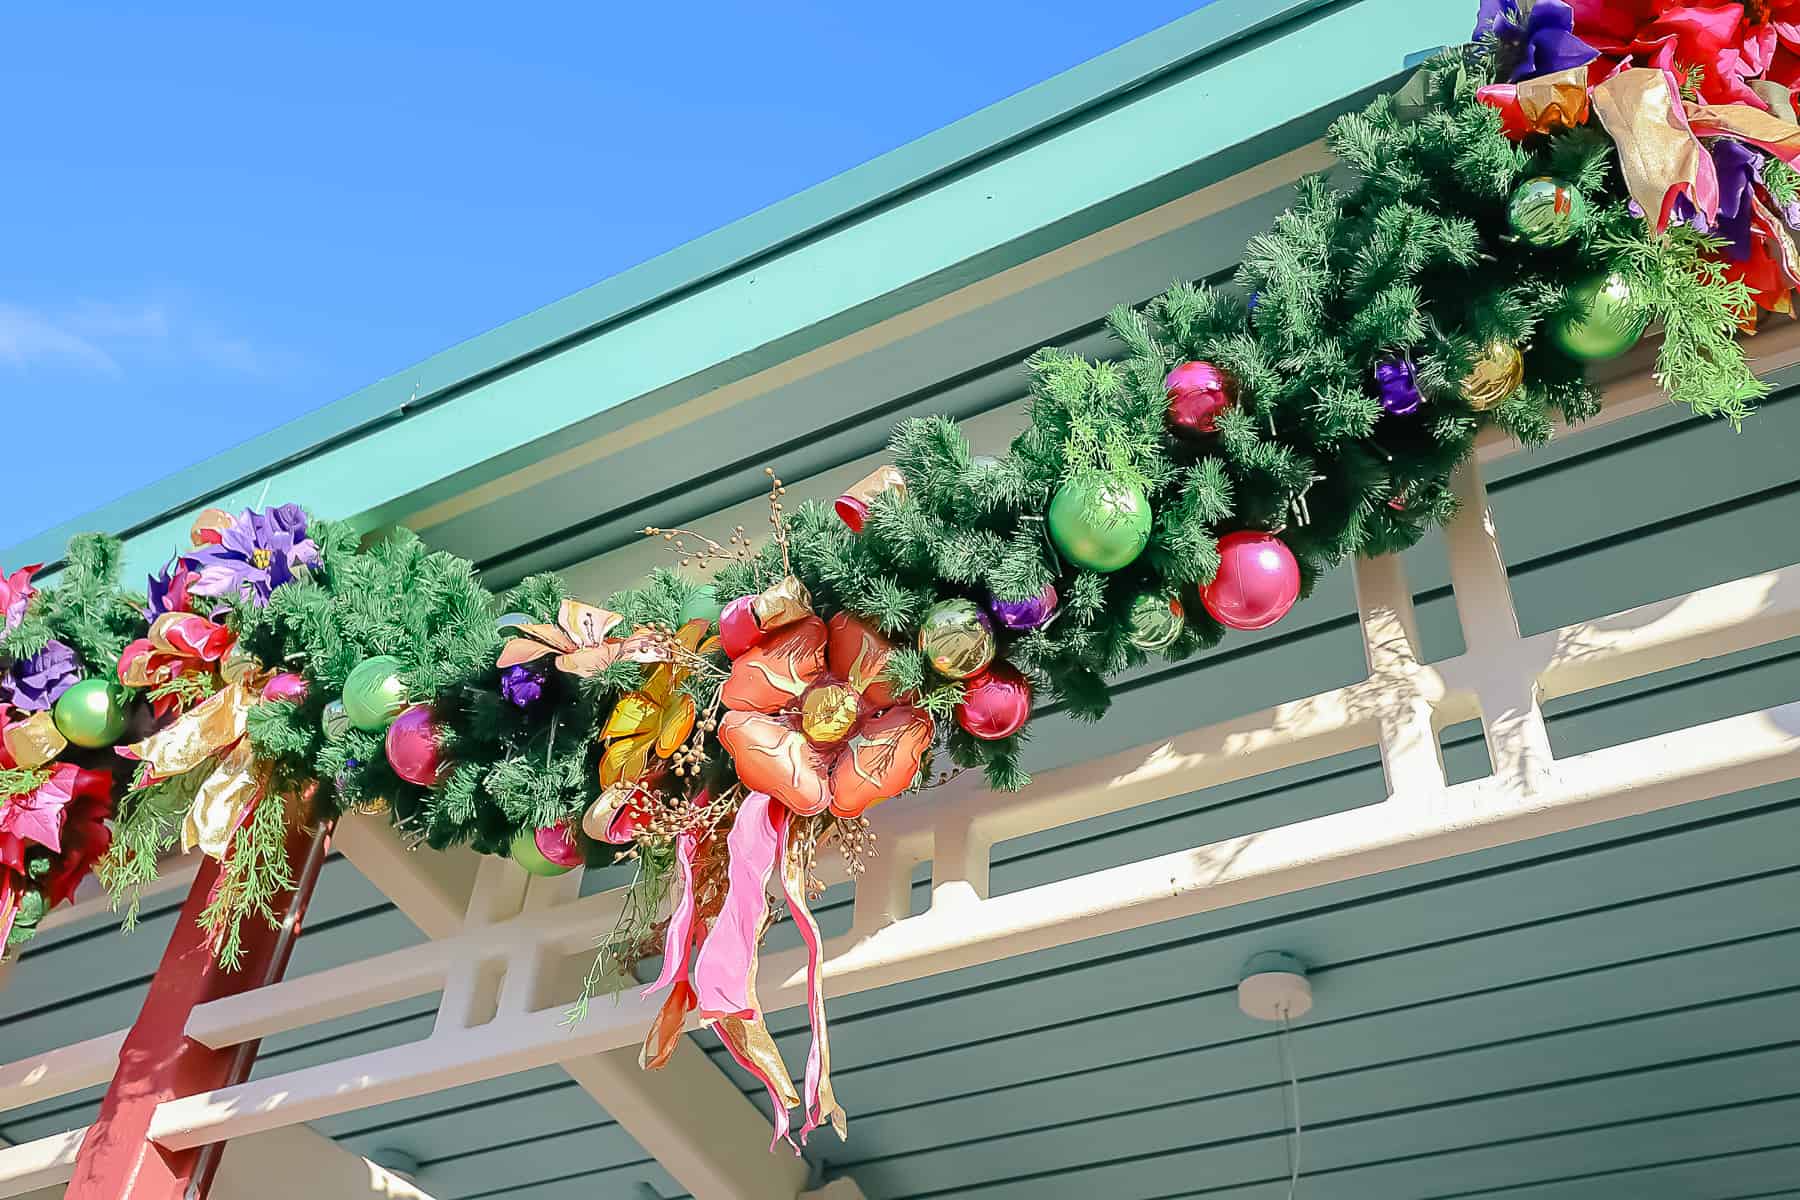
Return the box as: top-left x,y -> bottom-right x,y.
51,679 -> 127,748
1048,475 -> 1153,573
342,655 -> 408,732
510,827 -> 576,877
1551,271 -> 1649,362
1507,176 -> 1586,247
679,585 -> 724,627
1126,592 -> 1186,653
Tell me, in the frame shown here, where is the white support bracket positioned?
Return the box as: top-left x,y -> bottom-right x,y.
335,819 -> 804,1200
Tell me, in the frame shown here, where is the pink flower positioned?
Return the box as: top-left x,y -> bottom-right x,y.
0,564 -> 38,636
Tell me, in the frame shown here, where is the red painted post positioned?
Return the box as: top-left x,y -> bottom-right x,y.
66,820 -> 332,1200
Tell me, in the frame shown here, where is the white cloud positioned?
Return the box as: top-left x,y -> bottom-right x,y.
0,304 -> 120,372
0,299 -> 278,377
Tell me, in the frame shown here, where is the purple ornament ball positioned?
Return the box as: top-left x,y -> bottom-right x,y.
1374,357 -> 1424,416
385,703 -> 451,787
988,583 -> 1057,632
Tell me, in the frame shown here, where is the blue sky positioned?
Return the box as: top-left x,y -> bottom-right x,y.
2,2 -> 1207,549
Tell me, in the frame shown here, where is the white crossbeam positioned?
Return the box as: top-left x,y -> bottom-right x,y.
0,1123 -> 439,1199
336,815 -> 808,1200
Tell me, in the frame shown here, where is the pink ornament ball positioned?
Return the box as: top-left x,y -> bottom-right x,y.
955,663 -> 1033,741
1201,532 -> 1300,632
261,672 -> 309,704
536,820 -> 585,869
1164,361 -> 1237,438
384,703 -> 451,787
719,595 -> 763,659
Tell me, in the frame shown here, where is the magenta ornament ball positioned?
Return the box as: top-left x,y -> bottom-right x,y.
718,595 -> 762,659
1164,361 -> 1236,438
261,672 -> 309,704
955,664 -> 1033,741
1201,532 -> 1300,632
385,703 -> 451,787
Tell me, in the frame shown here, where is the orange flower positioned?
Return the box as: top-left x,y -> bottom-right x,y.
599,619 -> 718,786
717,613 -> 933,819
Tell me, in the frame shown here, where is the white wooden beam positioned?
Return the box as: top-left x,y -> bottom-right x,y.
335,811 -> 805,1200
0,1123 -> 438,1199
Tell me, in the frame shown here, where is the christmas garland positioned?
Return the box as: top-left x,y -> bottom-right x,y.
4,0 -> 1799,1147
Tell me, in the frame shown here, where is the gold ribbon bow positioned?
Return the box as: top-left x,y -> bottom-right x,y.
129,680 -> 266,858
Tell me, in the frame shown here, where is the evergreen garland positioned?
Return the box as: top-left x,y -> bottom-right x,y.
3,28 -> 1788,965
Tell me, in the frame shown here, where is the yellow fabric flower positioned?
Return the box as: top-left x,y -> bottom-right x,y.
598,619 -> 717,786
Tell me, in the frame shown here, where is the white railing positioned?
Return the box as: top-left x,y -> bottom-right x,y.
4,333 -> 1799,1196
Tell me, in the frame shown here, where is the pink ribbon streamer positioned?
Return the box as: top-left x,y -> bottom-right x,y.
692,791 -> 781,1019
641,831 -> 700,999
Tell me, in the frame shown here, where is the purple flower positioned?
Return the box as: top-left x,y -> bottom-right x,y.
1474,0 -> 1597,82
3,639 -> 81,712
1714,140 -> 1760,264
499,662 -> 547,709
186,504 -> 320,607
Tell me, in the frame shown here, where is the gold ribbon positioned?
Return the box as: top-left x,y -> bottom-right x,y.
1687,103 -> 1800,160
129,680 -> 264,858
1515,65 -> 1591,134
1592,68 -> 1712,233
779,821 -> 846,1140
3,712 -> 66,770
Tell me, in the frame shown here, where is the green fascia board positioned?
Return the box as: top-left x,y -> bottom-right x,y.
8,0 -> 1467,579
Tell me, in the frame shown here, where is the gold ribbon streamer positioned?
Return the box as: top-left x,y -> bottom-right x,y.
780,824 -> 846,1140
129,680 -> 264,858
713,1015 -> 803,1115
1687,103 -> 1800,160
1592,68 -> 1712,233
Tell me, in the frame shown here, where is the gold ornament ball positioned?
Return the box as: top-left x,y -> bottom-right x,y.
917,599 -> 996,680
218,644 -> 263,684
352,795 -> 391,816
800,684 -> 861,744
1461,340 -> 1524,411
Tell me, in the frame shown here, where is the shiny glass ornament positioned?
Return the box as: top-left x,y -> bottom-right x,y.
1373,357 -> 1423,416
385,704 -> 451,786
1549,271 -> 1647,362
955,664 -> 1032,741
1164,361 -> 1237,438
988,583 -> 1057,632
319,699 -> 351,740
917,599 -> 996,680
1125,592 -> 1185,653
1507,176 -> 1586,246
511,823 -> 581,877
1460,340 -> 1524,411
261,672 -> 309,703
218,644 -> 262,684
800,684 -> 861,744
51,679 -> 127,748
342,655 -> 408,731
1047,475 -> 1152,573
1201,532 -> 1301,631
